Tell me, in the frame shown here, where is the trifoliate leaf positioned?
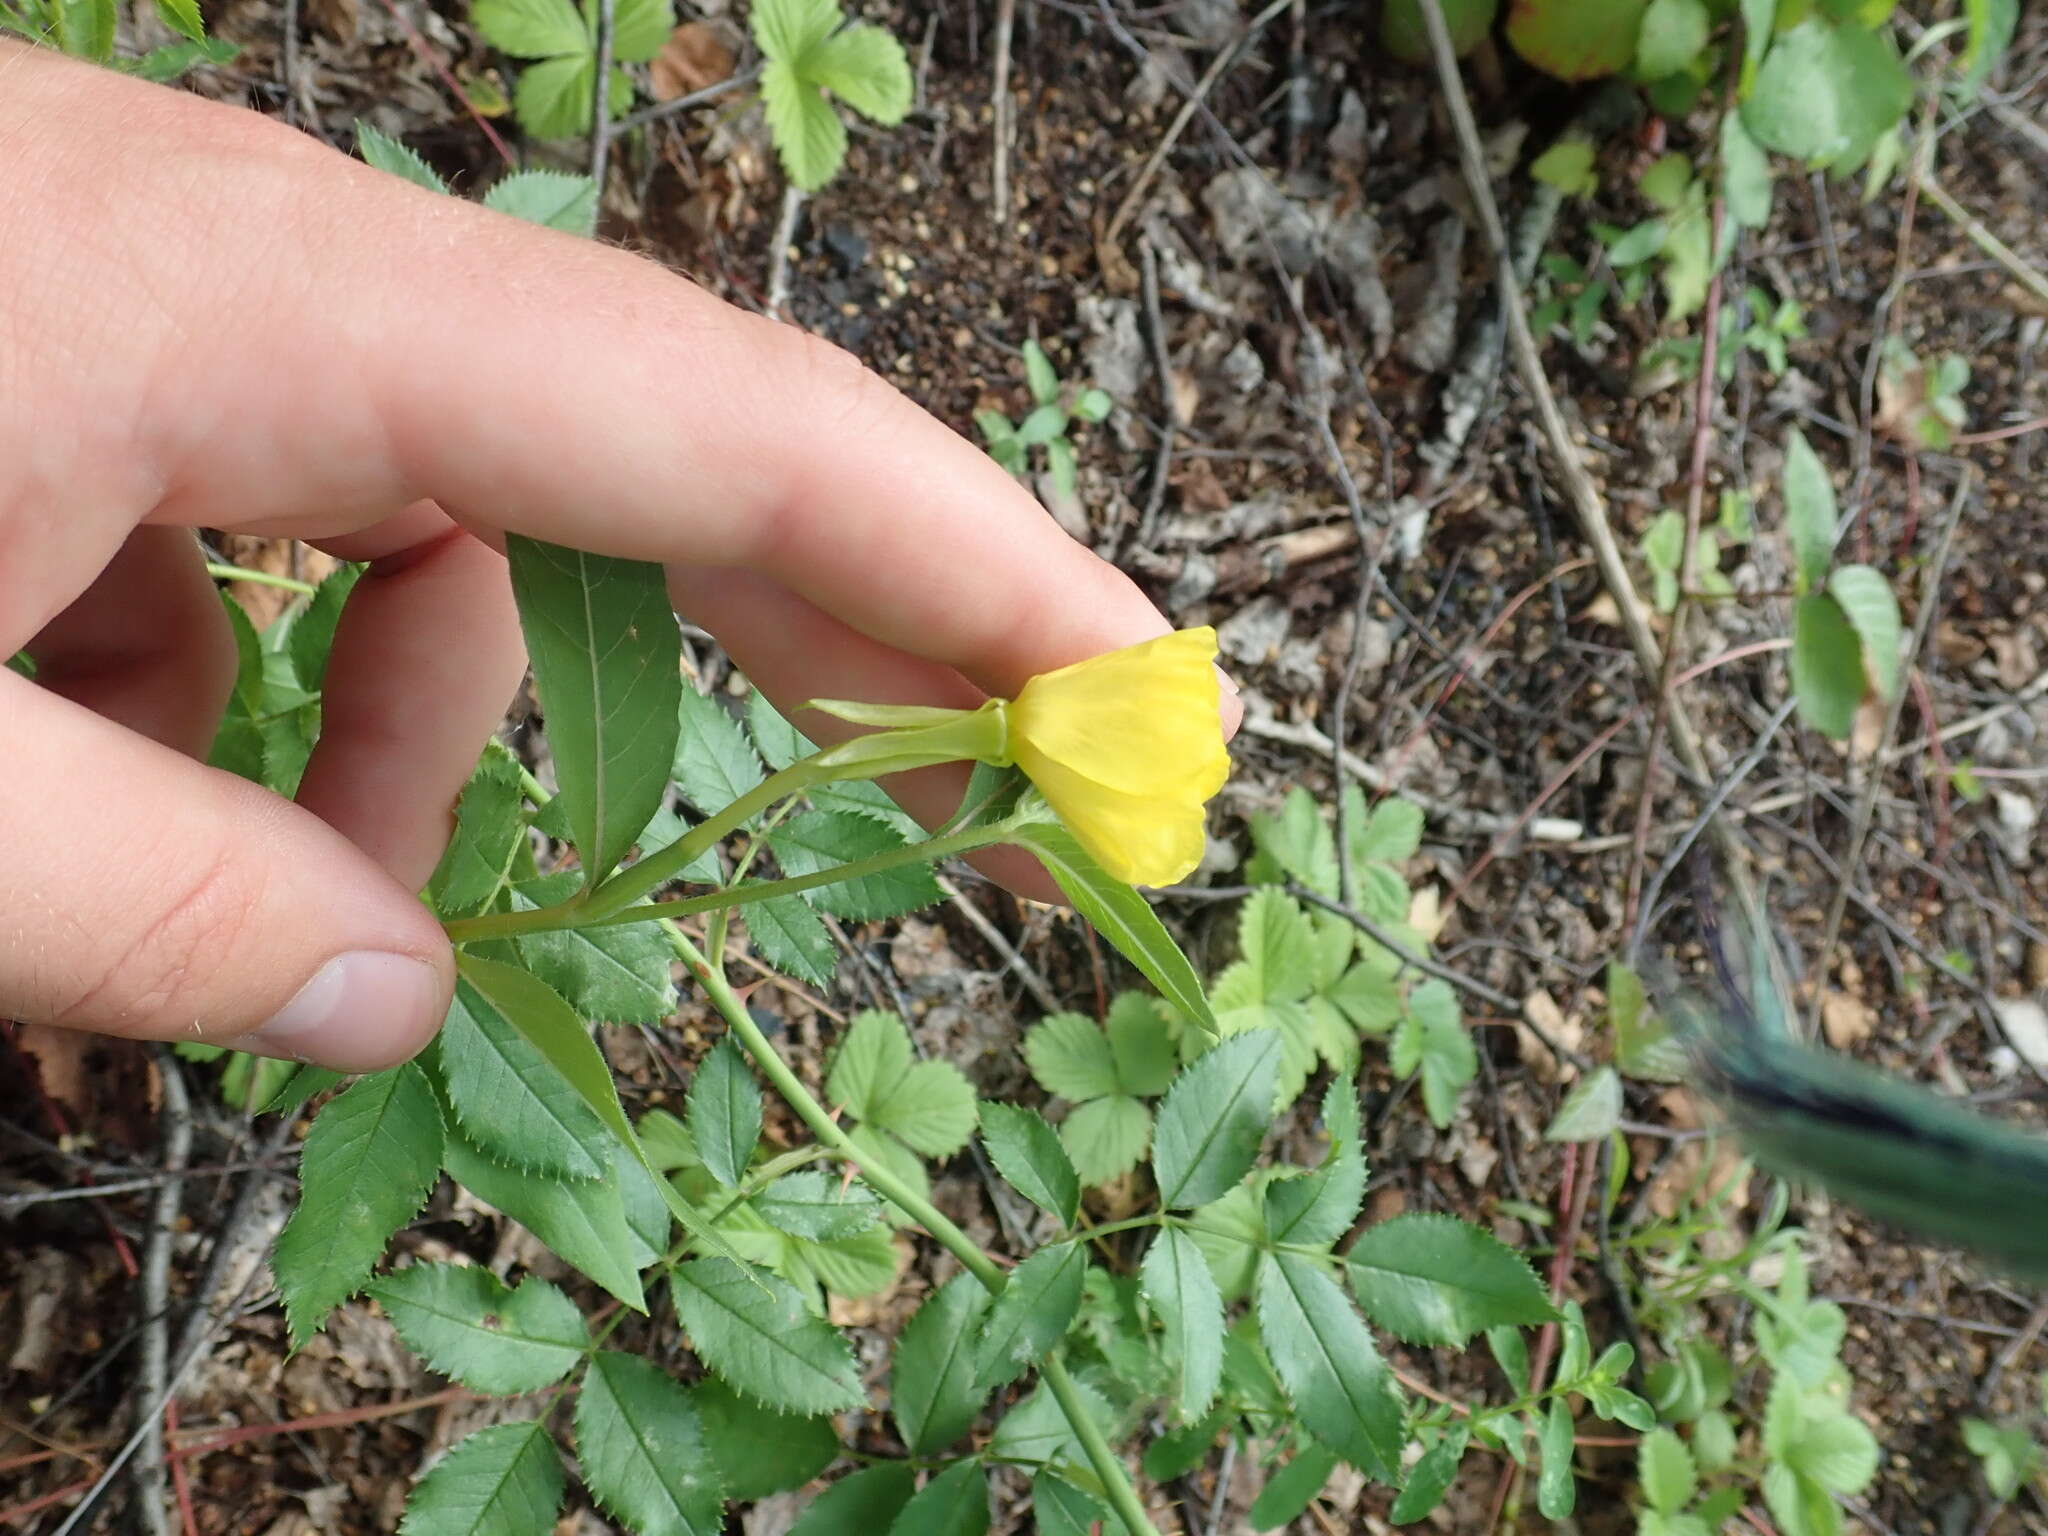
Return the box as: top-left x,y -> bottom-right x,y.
1059,1095 -> 1152,1186
804,22 -> 911,124
1025,1012 -> 1118,1102
760,55 -> 847,192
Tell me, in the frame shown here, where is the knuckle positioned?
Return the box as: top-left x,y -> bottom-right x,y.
784,329 -> 899,445
52,847 -> 266,1032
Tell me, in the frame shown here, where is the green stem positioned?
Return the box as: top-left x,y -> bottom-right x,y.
665,922 -> 1159,1536
444,822 -> 1011,945
204,562 -> 317,595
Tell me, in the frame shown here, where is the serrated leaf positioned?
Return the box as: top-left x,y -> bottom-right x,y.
752,1170 -> 883,1239
151,0 -> 206,42
1265,1076 -> 1366,1249
1238,887 -> 1316,1002
1791,592 -> 1864,739
1640,1426 -> 1697,1514
507,537 -> 681,886
1249,1442 -> 1338,1531
1508,0 -> 1649,79
832,1013 -> 976,1157
1538,1396 -> 1577,1517
1351,796 -> 1424,866
887,1460 -> 988,1536
804,22 -> 910,124
1011,824 -> 1217,1036
751,0 -> 837,61
1827,564 -> 1902,702
978,1103 -> 1079,1225
789,1464 -> 918,1536
1106,992 -> 1179,1093
987,1377 -> 1114,1469
275,1064 -> 443,1345
1153,1031 -> 1280,1208
357,123 -> 450,192
398,1420 -> 563,1536
442,1131 -> 647,1309
1390,1425 -> 1469,1523
1033,1474 -> 1110,1536
575,1352 -> 724,1536
974,1242 -> 1088,1389
694,1376 -> 839,1498
432,745 -> 528,919
370,1264 -> 585,1394
769,809 -> 940,921
1782,429 -> 1839,594
1254,1251 -> 1403,1480
1024,1012 -> 1118,1102
1344,1213 -> 1558,1345
1721,111 -> 1773,229
261,1062 -> 344,1116
510,887 -> 677,1024
439,974 -> 610,1180
608,0 -> 674,61
475,0 -> 586,55
1139,1227 -> 1224,1422
671,1257 -> 864,1413
1326,961 -> 1401,1034
1392,981 -> 1476,1129
1246,786 -> 1338,896
1059,1095 -> 1151,1186
1545,1065 -> 1624,1142
892,1273 -> 994,1455
688,1038 -> 762,1187
761,54 -> 848,191
484,170 -> 598,236
673,686 -> 765,817
744,894 -> 837,985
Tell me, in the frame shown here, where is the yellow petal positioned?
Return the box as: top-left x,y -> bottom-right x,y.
1010,628 -> 1229,800
1015,742 -> 1211,887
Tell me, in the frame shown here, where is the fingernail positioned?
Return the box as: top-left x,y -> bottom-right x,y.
1214,665 -> 1240,698
243,952 -> 443,1070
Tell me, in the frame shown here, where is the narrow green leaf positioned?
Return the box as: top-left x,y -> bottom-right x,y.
1254,1251 -> 1403,1481
1827,564 -> 1903,702
752,1170 -> 883,1239
398,1420 -> 563,1536
442,1130 -> 646,1309
260,1062 -> 344,1116
275,1063 -> 443,1346
1545,1065 -> 1625,1142
1720,111 -> 1774,229
974,1242 -> 1088,1389
688,1037 -> 763,1187
1153,1031 -> 1280,1209
1390,1425 -> 1469,1523
1021,341 -> 1060,405
887,1460 -> 989,1536
483,170 -> 599,236
575,1352 -> 725,1536
1791,592 -> 1864,739
439,975 -> 610,1180
1344,1213 -> 1558,1345
1265,1075 -> 1366,1249
789,1464 -> 918,1536
671,1257 -> 864,1414
1139,1227 -> 1224,1422
694,1376 -> 840,1498
1538,1396 -> 1577,1518
891,1273 -> 994,1455
506,536 -> 681,886
1781,429 -> 1839,594
370,1264 -> 585,1394
978,1102 -> 1079,1226
1249,1442 -> 1339,1531
1011,824 -> 1217,1036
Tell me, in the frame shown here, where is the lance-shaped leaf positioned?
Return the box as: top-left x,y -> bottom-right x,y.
974,1243 -> 1088,1389
688,1037 -> 762,1188
891,1273 -> 994,1455
397,1420 -> 563,1536
1152,1030 -> 1280,1208
506,536 -> 681,886
1139,1226 -> 1224,1422
574,1352 -> 725,1536
1344,1213 -> 1558,1345
1254,1251 -> 1403,1481
671,1257 -> 864,1414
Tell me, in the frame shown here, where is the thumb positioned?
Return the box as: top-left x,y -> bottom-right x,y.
0,673 -> 452,1071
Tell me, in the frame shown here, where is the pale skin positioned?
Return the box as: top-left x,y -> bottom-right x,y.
0,42 -> 1238,1074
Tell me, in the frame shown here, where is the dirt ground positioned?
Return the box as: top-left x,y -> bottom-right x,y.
5,1 -> 2048,1532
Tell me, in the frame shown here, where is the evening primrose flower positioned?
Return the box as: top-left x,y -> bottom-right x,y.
1005,627 -> 1230,887
808,627 -> 1230,887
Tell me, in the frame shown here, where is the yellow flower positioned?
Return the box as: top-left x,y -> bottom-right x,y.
1008,627 -> 1231,887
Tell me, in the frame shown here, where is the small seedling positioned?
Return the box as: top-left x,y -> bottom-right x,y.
976,340 -> 1113,509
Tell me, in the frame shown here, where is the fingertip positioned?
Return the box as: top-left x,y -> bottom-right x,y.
235,946 -> 453,1072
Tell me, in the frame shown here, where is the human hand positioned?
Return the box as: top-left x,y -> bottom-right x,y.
0,43 -> 1236,1074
